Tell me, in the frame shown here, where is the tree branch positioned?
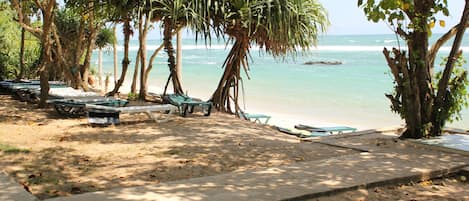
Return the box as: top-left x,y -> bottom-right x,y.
435,0 -> 469,108
429,23 -> 469,68
11,0 -> 43,37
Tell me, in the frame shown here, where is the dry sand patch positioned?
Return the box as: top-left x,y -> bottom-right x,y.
0,94 -> 357,199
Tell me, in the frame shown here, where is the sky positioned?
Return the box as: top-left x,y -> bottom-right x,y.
132,1 -> 466,40
320,0 -> 466,35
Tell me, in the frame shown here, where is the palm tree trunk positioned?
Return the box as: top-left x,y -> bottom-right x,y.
108,18 -> 131,96
176,29 -> 183,87
144,43 -> 164,91
163,20 -> 183,95
113,25 -> 118,85
98,48 -> 103,87
131,48 -> 140,93
138,12 -> 149,100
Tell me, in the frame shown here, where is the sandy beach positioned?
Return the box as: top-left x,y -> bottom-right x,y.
0,93 -> 357,199
1,91 -> 468,200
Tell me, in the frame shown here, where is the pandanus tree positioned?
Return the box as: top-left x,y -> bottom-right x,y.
359,0 -> 469,138
209,0 -> 329,116
153,0 -> 199,95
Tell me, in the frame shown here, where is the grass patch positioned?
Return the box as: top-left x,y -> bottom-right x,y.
0,143 -> 30,154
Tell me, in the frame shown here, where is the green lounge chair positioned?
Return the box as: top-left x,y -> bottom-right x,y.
277,126 -> 347,138
294,124 -> 357,134
241,112 -> 271,124
165,94 -> 212,117
276,126 -> 312,138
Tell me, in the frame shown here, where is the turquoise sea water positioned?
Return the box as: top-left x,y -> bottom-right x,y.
92,34 -> 469,129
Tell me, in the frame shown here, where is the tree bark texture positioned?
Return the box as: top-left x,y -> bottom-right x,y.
163,19 -> 184,95
210,37 -> 250,114
138,11 -> 149,100
430,1 -> 469,136
176,29 -> 183,88
37,0 -> 56,108
131,49 -> 141,93
108,18 -> 132,96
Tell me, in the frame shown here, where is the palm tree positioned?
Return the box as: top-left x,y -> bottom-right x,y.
95,27 -> 116,88
105,0 -> 138,96
153,0 -> 200,95
209,0 -> 329,115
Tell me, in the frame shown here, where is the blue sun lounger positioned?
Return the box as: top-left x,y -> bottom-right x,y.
241,112 -> 271,124
276,126 -> 312,138
277,125 -> 354,138
294,124 -> 357,134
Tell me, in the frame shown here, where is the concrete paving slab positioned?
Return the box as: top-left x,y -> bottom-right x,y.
0,171 -> 38,201
45,144 -> 469,201
414,134 -> 469,152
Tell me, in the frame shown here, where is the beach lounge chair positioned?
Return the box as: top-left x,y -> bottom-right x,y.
294,124 -> 357,134
85,104 -> 178,125
49,97 -> 128,118
164,94 -> 212,117
277,126 -> 344,138
240,112 -> 271,124
22,86 -> 101,104
14,83 -> 67,102
276,126 -> 311,138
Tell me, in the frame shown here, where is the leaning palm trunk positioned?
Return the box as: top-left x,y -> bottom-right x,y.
130,48 -> 141,93
138,11 -> 150,100
162,20 -> 184,95
211,37 -> 250,114
144,43 -> 165,92
108,18 -> 132,96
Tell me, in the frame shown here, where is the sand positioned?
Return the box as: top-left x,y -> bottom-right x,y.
0,93 -> 468,200
0,94 -> 356,199
312,176 -> 469,201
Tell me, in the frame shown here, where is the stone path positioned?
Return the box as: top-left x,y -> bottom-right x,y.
0,171 -> 37,201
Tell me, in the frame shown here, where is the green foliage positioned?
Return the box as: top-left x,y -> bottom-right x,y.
95,27 -> 116,50
127,92 -> 138,100
358,0 -> 449,34
0,2 -> 40,80
55,8 -> 82,43
89,66 -> 97,75
0,143 -> 30,154
435,57 -> 469,123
